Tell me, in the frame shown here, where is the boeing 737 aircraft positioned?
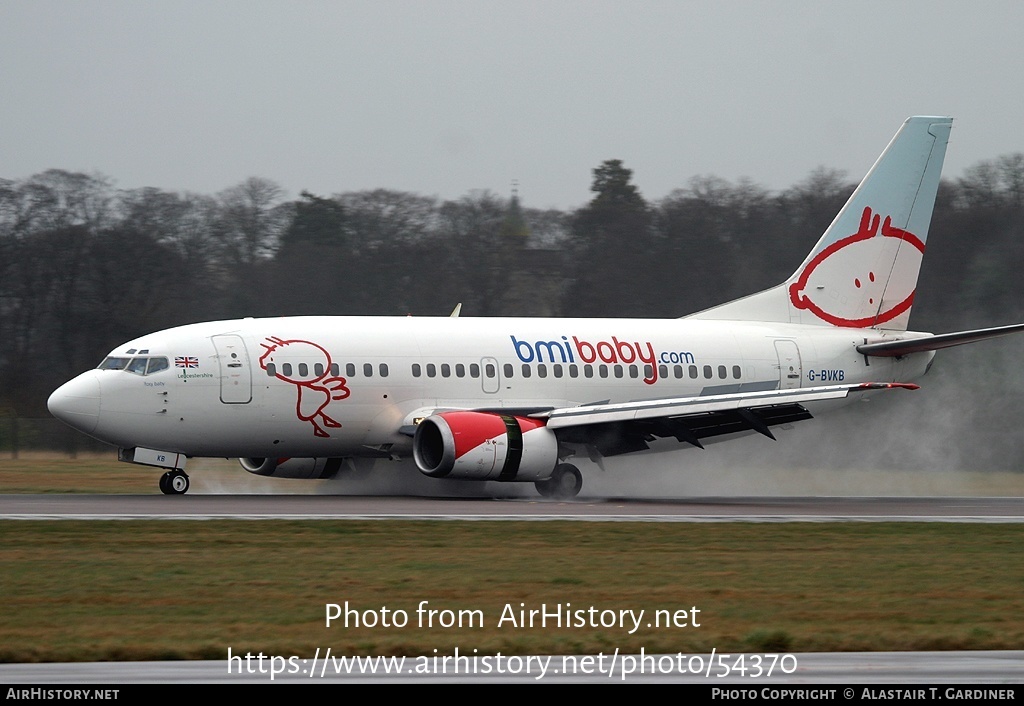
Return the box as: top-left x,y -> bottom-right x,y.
47,117 -> 1024,497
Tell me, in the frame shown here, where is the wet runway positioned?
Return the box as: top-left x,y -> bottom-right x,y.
2,494 -> 1023,521
4,495 -> 1022,684
2,651 -> 1022,683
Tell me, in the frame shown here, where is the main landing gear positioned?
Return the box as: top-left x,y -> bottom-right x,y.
535,463 -> 583,500
159,469 -> 190,495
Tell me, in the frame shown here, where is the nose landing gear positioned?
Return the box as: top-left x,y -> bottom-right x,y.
159,469 -> 190,495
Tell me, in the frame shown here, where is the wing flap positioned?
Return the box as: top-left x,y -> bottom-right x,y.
537,382 -> 916,429
542,382 -> 916,457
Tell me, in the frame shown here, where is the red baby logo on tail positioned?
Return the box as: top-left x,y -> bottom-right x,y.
258,337 -> 351,438
788,207 -> 925,327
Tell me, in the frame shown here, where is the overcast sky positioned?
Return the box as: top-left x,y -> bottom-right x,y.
2,1 -> 1023,210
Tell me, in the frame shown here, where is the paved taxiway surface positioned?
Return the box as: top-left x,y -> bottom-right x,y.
1,494 -> 1023,521
2,651 -> 1022,683
4,497 -> 1021,683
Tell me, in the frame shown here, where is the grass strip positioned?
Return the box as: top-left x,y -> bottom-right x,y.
1,520 -> 1022,662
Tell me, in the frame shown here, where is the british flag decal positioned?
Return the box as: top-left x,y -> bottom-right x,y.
175,356 -> 199,368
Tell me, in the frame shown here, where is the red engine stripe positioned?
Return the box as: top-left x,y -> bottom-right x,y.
438,411 -> 509,459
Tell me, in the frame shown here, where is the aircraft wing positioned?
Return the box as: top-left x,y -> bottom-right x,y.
531,382 -> 918,456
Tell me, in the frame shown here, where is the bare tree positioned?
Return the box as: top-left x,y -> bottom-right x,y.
216,177 -> 288,266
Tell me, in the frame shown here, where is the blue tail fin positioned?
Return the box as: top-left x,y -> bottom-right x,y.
690,116 -> 952,330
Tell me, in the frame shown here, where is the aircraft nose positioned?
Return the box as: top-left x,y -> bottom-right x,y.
47,372 -> 101,435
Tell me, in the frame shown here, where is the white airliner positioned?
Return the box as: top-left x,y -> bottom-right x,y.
48,116 -> 1024,498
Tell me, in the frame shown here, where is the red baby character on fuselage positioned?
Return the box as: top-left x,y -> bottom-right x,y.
258,336 -> 351,438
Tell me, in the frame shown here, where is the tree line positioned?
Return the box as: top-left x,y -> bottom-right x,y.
2,154 -> 1023,420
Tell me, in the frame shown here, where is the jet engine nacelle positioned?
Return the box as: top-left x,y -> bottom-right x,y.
412,411 -> 559,482
239,457 -> 342,480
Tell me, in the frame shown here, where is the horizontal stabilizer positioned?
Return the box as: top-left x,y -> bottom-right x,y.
857,323 -> 1024,357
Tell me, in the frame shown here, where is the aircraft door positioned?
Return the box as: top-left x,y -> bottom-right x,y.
774,340 -> 802,390
481,357 -> 500,394
212,334 -> 253,403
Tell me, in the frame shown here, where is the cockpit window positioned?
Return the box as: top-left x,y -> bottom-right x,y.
97,356 -> 170,376
126,358 -> 148,375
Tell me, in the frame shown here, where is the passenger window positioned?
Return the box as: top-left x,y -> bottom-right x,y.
485,363 -> 496,378
441,363 -> 451,378
629,365 -> 639,379
412,363 -> 421,377
659,364 -> 668,379
569,364 -> 579,378
538,364 -> 547,378
733,365 -> 741,379
503,363 -> 513,378
314,363 -> 324,377
718,365 -> 727,379
553,364 -> 563,378
599,365 -> 608,378
614,365 -> 623,378
689,365 -> 698,379
379,363 -> 389,377
346,363 -> 356,377
703,365 -> 712,379
331,363 -> 340,376
673,365 -> 683,379
265,363 -> 277,376
282,363 -> 293,376
299,363 -> 308,377
456,363 -> 465,378
364,363 -> 373,377
584,365 -> 594,378
146,357 -> 169,375
522,364 -> 532,378
426,363 -> 436,377
470,363 -> 480,378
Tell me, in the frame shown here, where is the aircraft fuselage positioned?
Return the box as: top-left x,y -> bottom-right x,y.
50,315 -> 932,460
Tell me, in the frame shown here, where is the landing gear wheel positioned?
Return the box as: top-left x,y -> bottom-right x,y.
537,463 -> 582,500
535,478 -> 555,498
159,469 -> 190,495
